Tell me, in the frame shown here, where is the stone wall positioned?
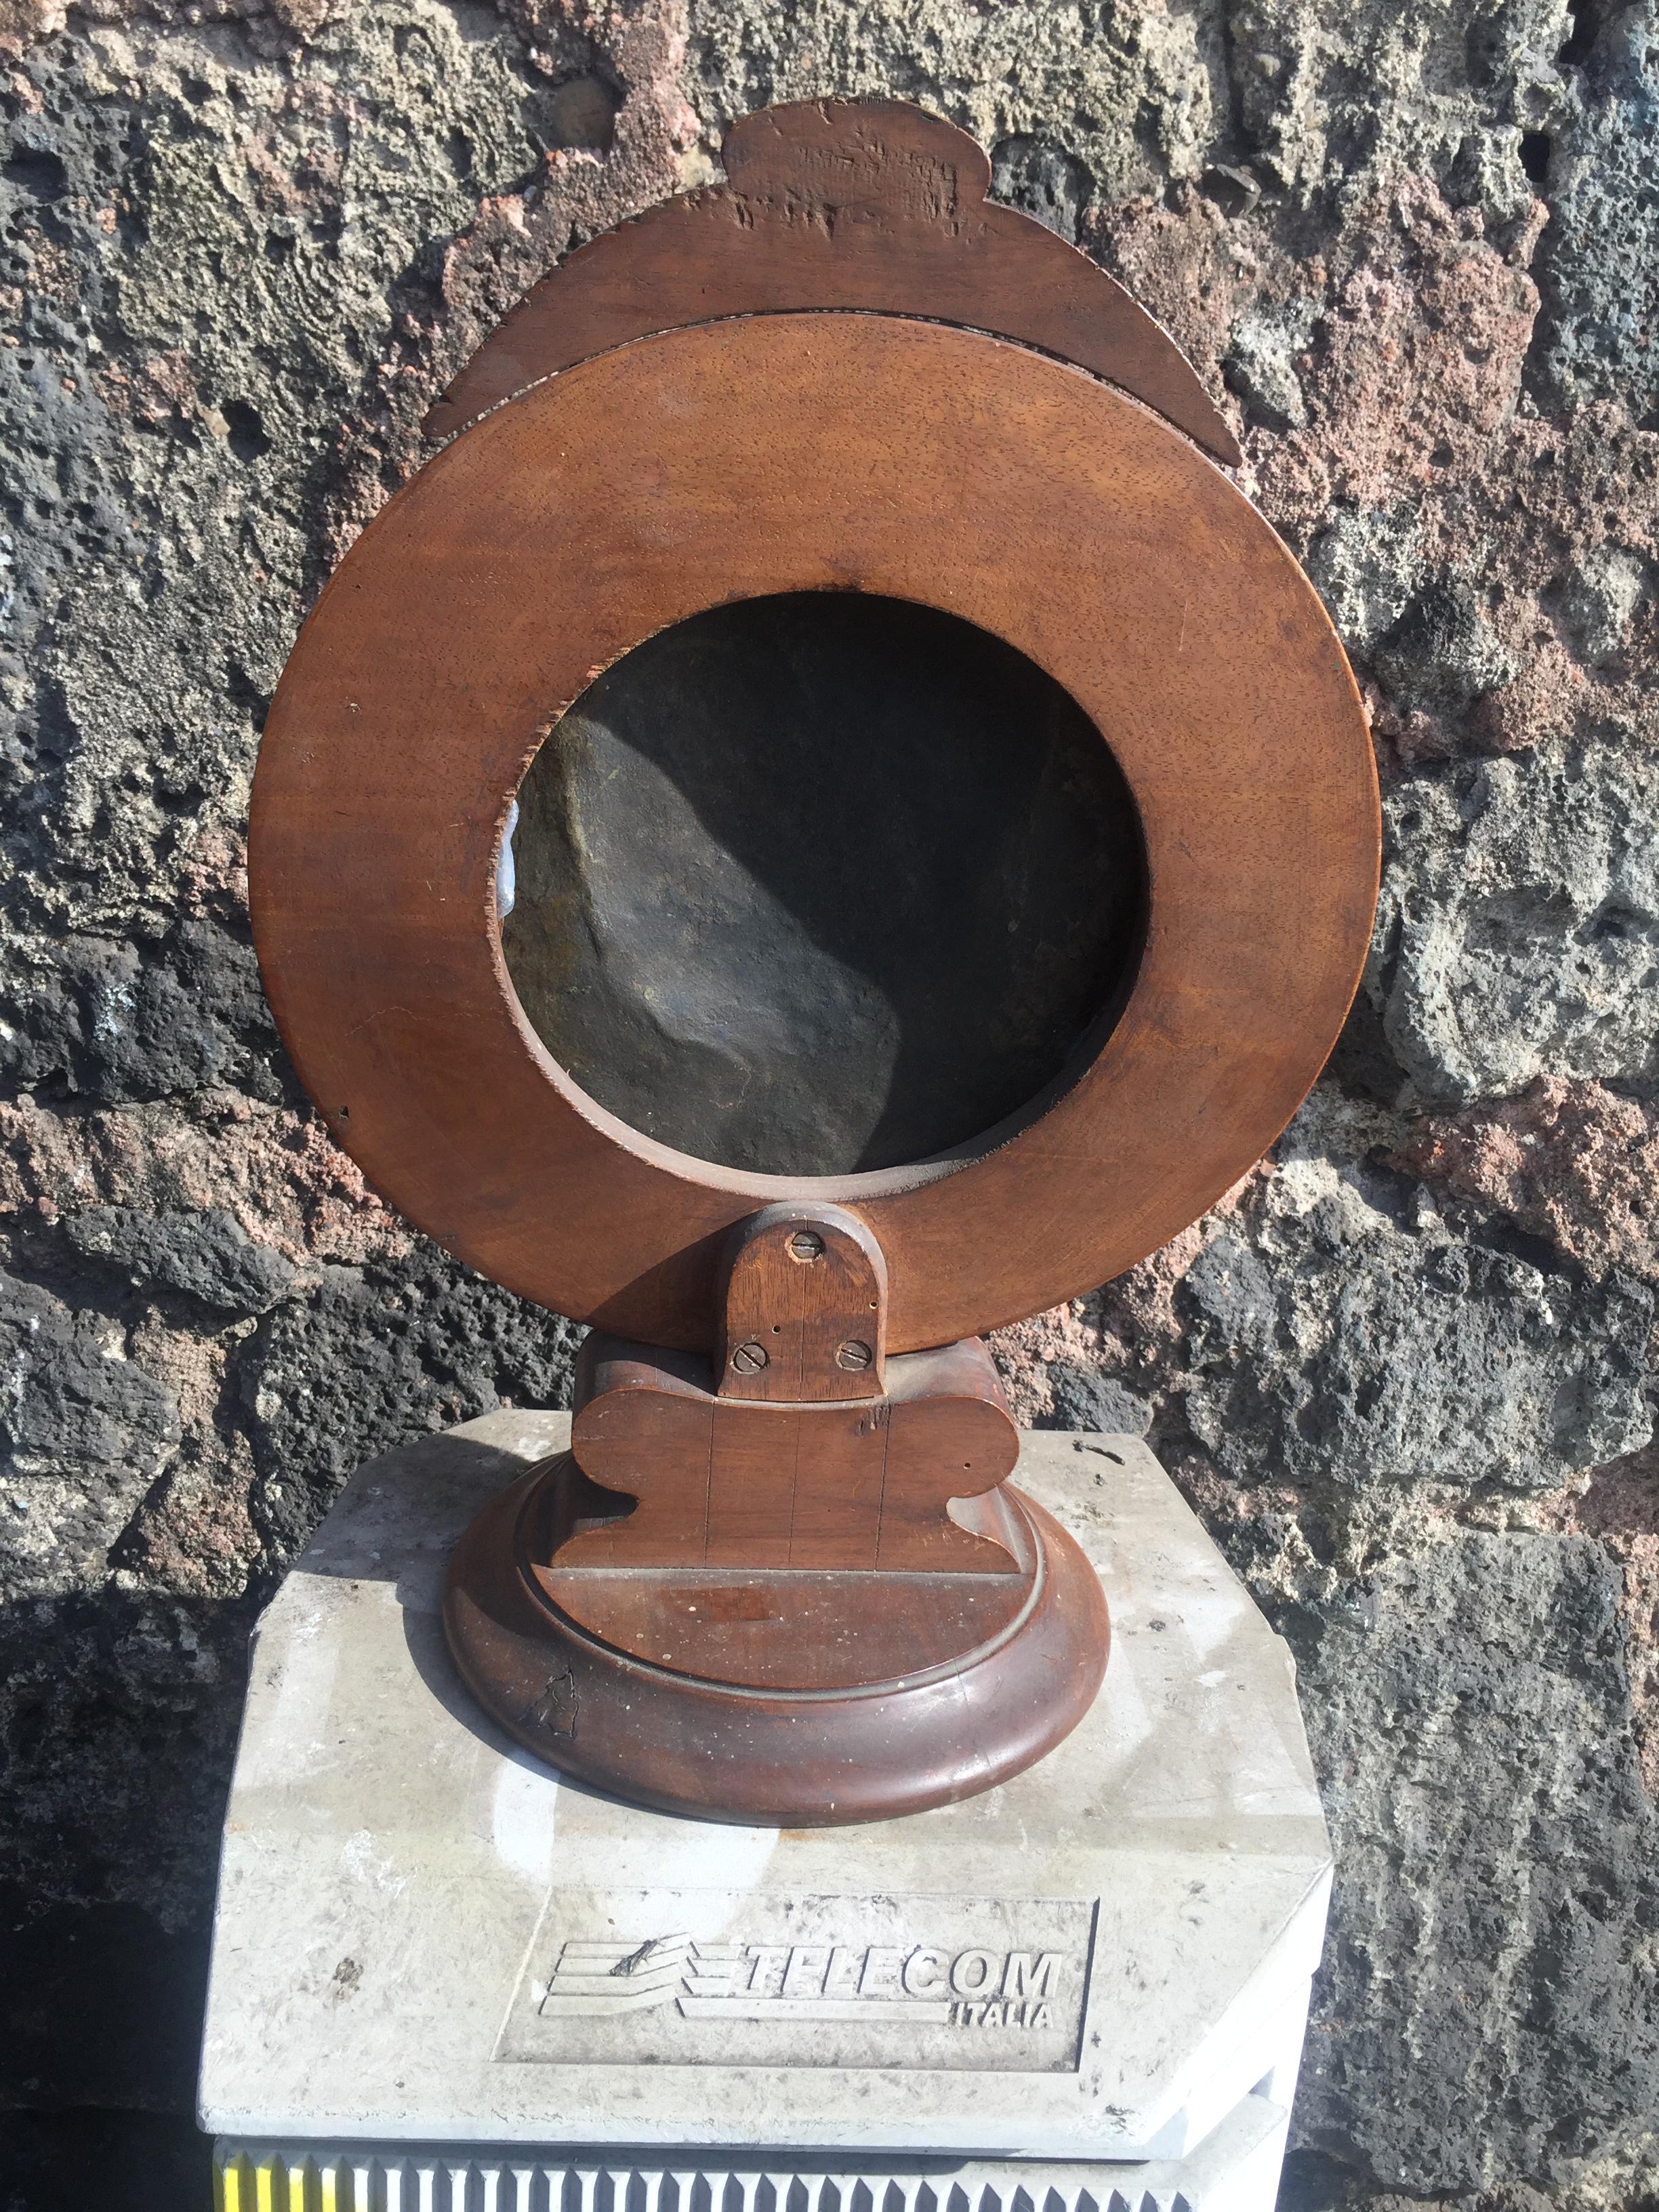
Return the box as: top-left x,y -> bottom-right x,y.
0,1 -> 1654,2205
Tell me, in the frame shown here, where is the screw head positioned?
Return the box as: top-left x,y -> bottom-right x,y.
836,1340 -> 874,1372
788,1230 -> 825,1262
730,1340 -> 769,1375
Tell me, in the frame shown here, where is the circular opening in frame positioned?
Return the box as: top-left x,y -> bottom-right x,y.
500,591 -> 1147,1177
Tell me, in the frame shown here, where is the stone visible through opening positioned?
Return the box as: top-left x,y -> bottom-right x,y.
501,591 -> 1145,1176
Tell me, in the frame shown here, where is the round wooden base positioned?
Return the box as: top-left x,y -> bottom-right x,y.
443,1455 -> 1110,1825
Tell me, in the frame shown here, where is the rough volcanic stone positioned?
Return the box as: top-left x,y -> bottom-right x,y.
237,1245 -> 583,1559
1035,1364 -> 1154,1439
0,918 -> 282,1107
0,12 -> 661,2176
1000,1090 -> 1656,1498
0,1266 -> 183,1599
1174,1158 -> 1653,1495
1389,1077 -> 1659,1286
1551,1437 -> 1659,1807
58,1204 -> 300,1312
503,593 -> 1143,1175
0,0 -> 1656,2205
998,1090 -> 1659,2206
1341,741 -> 1659,1111
1526,4 -> 1659,415
1284,1529 -> 1659,2197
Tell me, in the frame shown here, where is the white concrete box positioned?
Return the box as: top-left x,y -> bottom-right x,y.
201,1418 -> 1330,2201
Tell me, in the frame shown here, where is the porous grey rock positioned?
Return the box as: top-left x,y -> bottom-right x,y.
1368,575 -> 1520,722
0,919 -> 281,1106
684,0 -> 1575,218
687,3 -> 1229,203
0,4 -> 671,2165
1388,1076 -> 1659,1288
237,1243 -> 581,1557
1036,1364 -> 1153,1439
1225,297 -> 1318,433
0,0 -> 676,1125
0,1267 -> 182,1598
1305,507 -> 1427,659
1526,3 -> 1659,415
59,1204 -> 299,1312
1005,1081 -> 1659,2206
1556,544 -> 1649,665
1347,741 -> 1659,1111
1174,1160 -> 1653,1494
989,134 -> 1094,241
1284,1530 -> 1659,2196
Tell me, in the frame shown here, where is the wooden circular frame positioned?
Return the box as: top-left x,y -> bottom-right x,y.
251,311 -> 1378,1354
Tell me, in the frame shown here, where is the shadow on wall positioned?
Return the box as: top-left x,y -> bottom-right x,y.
0,1584 -> 257,2212
0,2108 -> 211,2210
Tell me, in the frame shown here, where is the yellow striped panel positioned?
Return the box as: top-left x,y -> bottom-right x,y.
216,2153 -> 306,2212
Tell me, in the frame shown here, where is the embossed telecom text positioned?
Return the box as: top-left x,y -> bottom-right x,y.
496,1891 -> 1096,2073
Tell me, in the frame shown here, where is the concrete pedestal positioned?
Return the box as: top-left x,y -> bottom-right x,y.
201,1416 -> 1330,2211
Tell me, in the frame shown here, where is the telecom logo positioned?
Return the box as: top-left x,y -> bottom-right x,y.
538,1934 -> 1066,2032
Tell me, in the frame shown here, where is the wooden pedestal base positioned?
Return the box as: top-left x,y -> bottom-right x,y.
444,1204 -> 1109,1822
443,1454 -> 1109,1825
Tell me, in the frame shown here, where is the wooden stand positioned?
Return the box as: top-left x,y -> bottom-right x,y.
251,98 -> 1378,1827
445,1206 -> 1109,1822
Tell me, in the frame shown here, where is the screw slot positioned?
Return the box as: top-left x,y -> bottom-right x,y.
836,1340 -> 874,1372
788,1230 -> 825,1262
730,1341 -> 769,1375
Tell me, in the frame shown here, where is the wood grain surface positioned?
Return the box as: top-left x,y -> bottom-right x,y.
422,98 -> 1240,466
718,1203 -> 887,1402
251,310 -> 1378,1352
562,1331 -> 1019,1573
528,1557 -> 1033,1693
444,1458 -> 1110,1820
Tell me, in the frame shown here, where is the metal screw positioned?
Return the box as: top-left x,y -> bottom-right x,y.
788,1230 -> 824,1262
730,1340 -> 769,1375
836,1340 -> 874,1372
